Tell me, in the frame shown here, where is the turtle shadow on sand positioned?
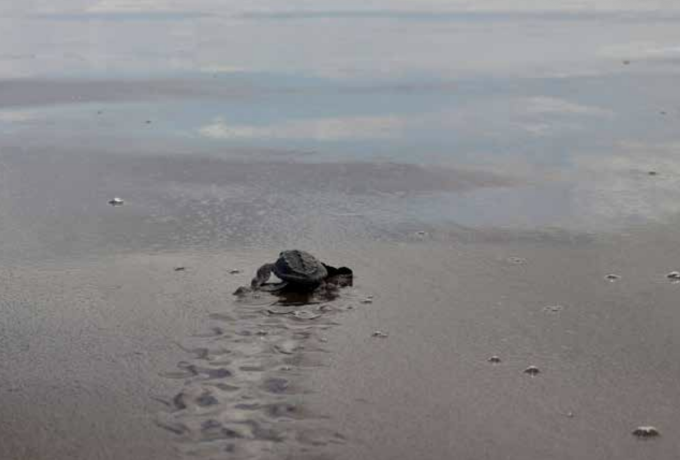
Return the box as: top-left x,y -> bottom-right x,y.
263,267 -> 354,306
234,250 -> 354,306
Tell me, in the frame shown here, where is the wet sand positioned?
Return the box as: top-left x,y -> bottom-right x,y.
309,233 -> 680,460
2,142 -> 680,460
4,2 -> 680,459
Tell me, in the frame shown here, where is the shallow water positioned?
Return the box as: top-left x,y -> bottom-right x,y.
2,1 -> 680,459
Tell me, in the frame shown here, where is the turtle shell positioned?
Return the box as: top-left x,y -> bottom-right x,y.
273,250 -> 328,285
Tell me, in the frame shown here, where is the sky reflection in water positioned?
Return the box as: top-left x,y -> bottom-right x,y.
2,1 -> 680,231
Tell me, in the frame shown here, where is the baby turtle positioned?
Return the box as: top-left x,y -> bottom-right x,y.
108,197 -> 124,206
252,250 -> 327,290
247,250 -> 352,294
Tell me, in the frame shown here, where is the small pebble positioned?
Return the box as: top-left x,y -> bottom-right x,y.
565,412 -> 574,418
648,170 -> 658,176
255,330 -> 268,336
543,305 -> 564,313
416,230 -> 427,236
292,311 -> 322,320
632,426 -> 660,438
145,120 -> 152,124
507,257 -> 526,265
372,330 -> 388,338
524,365 -> 540,376
605,273 -> 620,282
666,271 -> 680,281
229,269 -> 241,274
360,298 -> 373,304
623,60 -> 631,65
319,337 -> 328,343
488,356 -> 501,363
273,342 -> 297,355
108,197 -> 124,206
174,267 -> 186,272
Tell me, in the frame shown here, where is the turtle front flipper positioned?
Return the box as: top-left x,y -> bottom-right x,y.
251,263 -> 275,289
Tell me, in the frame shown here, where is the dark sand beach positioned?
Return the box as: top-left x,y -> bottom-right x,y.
3,2 -> 680,459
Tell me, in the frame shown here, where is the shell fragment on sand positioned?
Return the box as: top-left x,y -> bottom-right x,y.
524,365 -> 540,376
632,426 -> 660,438
666,271 -> 680,282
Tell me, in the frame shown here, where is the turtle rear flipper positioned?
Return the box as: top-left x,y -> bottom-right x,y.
322,264 -> 353,287
323,264 -> 352,277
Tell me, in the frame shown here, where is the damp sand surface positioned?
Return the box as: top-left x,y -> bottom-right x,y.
2,148 -> 680,460
4,2 -> 680,459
